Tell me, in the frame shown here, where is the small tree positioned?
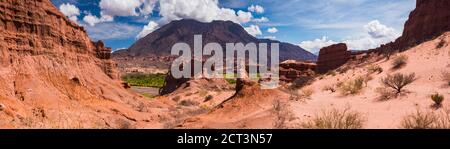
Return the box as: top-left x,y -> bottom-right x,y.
381,73 -> 416,94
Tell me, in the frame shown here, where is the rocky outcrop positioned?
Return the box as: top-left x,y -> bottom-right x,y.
316,43 -> 351,73
372,0 -> 450,53
0,0 -> 160,128
279,60 -> 316,82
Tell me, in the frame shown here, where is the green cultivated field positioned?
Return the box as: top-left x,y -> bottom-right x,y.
122,73 -> 166,88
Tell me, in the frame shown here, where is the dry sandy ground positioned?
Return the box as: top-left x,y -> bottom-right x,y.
173,32 -> 450,129
291,32 -> 450,128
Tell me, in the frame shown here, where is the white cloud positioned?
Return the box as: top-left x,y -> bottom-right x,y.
364,20 -> 398,39
83,13 -> 113,26
263,36 -> 276,40
244,25 -> 262,37
267,27 -> 278,33
99,0 -> 142,17
84,0 -> 158,26
248,5 -> 264,13
252,17 -> 269,23
299,36 -> 337,53
158,0 -> 253,24
59,3 -> 80,23
299,20 -> 401,52
139,0 -> 159,15
136,21 -> 159,39
344,20 -> 400,50
236,10 -> 253,23
136,0 -> 256,38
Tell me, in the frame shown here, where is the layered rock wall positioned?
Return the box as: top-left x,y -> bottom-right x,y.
316,43 -> 350,73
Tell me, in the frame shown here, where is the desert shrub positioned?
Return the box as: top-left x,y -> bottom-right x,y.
367,65 -> 383,74
363,75 -> 373,87
381,48 -> 395,60
339,77 -> 364,95
431,93 -> 444,108
179,100 -> 199,107
204,95 -> 214,102
290,76 -> 315,89
392,55 -> 408,69
122,73 -> 166,88
436,39 -> 446,49
300,88 -> 314,99
401,109 -> 450,129
381,73 -> 416,94
336,67 -> 350,74
322,85 -> 336,93
272,100 -> 295,128
441,71 -> 450,86
301,107 -> 365,129
375,87 -> 396,101
171,96 -> 181,102
326,71 -> 337,76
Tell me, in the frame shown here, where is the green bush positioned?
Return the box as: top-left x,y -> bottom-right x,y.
122,73 -> 166,88
431,93 -> 444,107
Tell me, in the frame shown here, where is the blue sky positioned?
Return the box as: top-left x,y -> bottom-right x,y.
52,0 -> 416,53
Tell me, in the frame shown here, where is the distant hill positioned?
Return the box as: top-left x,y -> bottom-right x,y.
112,19 -> 317,72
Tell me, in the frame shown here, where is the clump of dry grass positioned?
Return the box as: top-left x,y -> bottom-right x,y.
290,76 -> 315,89
322,85 -> 337,93
300,88 -> 314,99
436,39 -> 446,49
367,65 -> 383,74
380,73 -> 416,95
172,96 -> 181,102
339,77 -> 365,95
273,100 -> 296,128
392,55 -> 408,69
400,109 -> 450,129
375,87 -> 397,101
179,100 -> 199,107
301,107 -> 365,129
204,95 -> 214,102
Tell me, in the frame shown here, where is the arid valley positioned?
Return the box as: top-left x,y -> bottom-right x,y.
0,0 -> 449,129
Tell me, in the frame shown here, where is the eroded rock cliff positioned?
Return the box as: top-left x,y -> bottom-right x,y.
0,0 -> 161,128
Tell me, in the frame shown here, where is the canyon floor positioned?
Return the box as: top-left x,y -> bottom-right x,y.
150,32 -> 450,129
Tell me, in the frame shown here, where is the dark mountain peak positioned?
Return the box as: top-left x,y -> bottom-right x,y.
113,19 -> 317,62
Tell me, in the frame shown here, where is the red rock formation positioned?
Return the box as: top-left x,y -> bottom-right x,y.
0,0 -> 160,128
371,0 -> 450,53
279,60 -> 316,82
316,43 -> 351,73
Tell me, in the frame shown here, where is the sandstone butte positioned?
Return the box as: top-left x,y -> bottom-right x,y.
0,0 -> 166,128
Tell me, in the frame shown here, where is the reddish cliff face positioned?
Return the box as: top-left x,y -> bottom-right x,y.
316,43 -> 351,73
374,0 -> 450,53
279,60 -> 316,82
0,0 -> 160,128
